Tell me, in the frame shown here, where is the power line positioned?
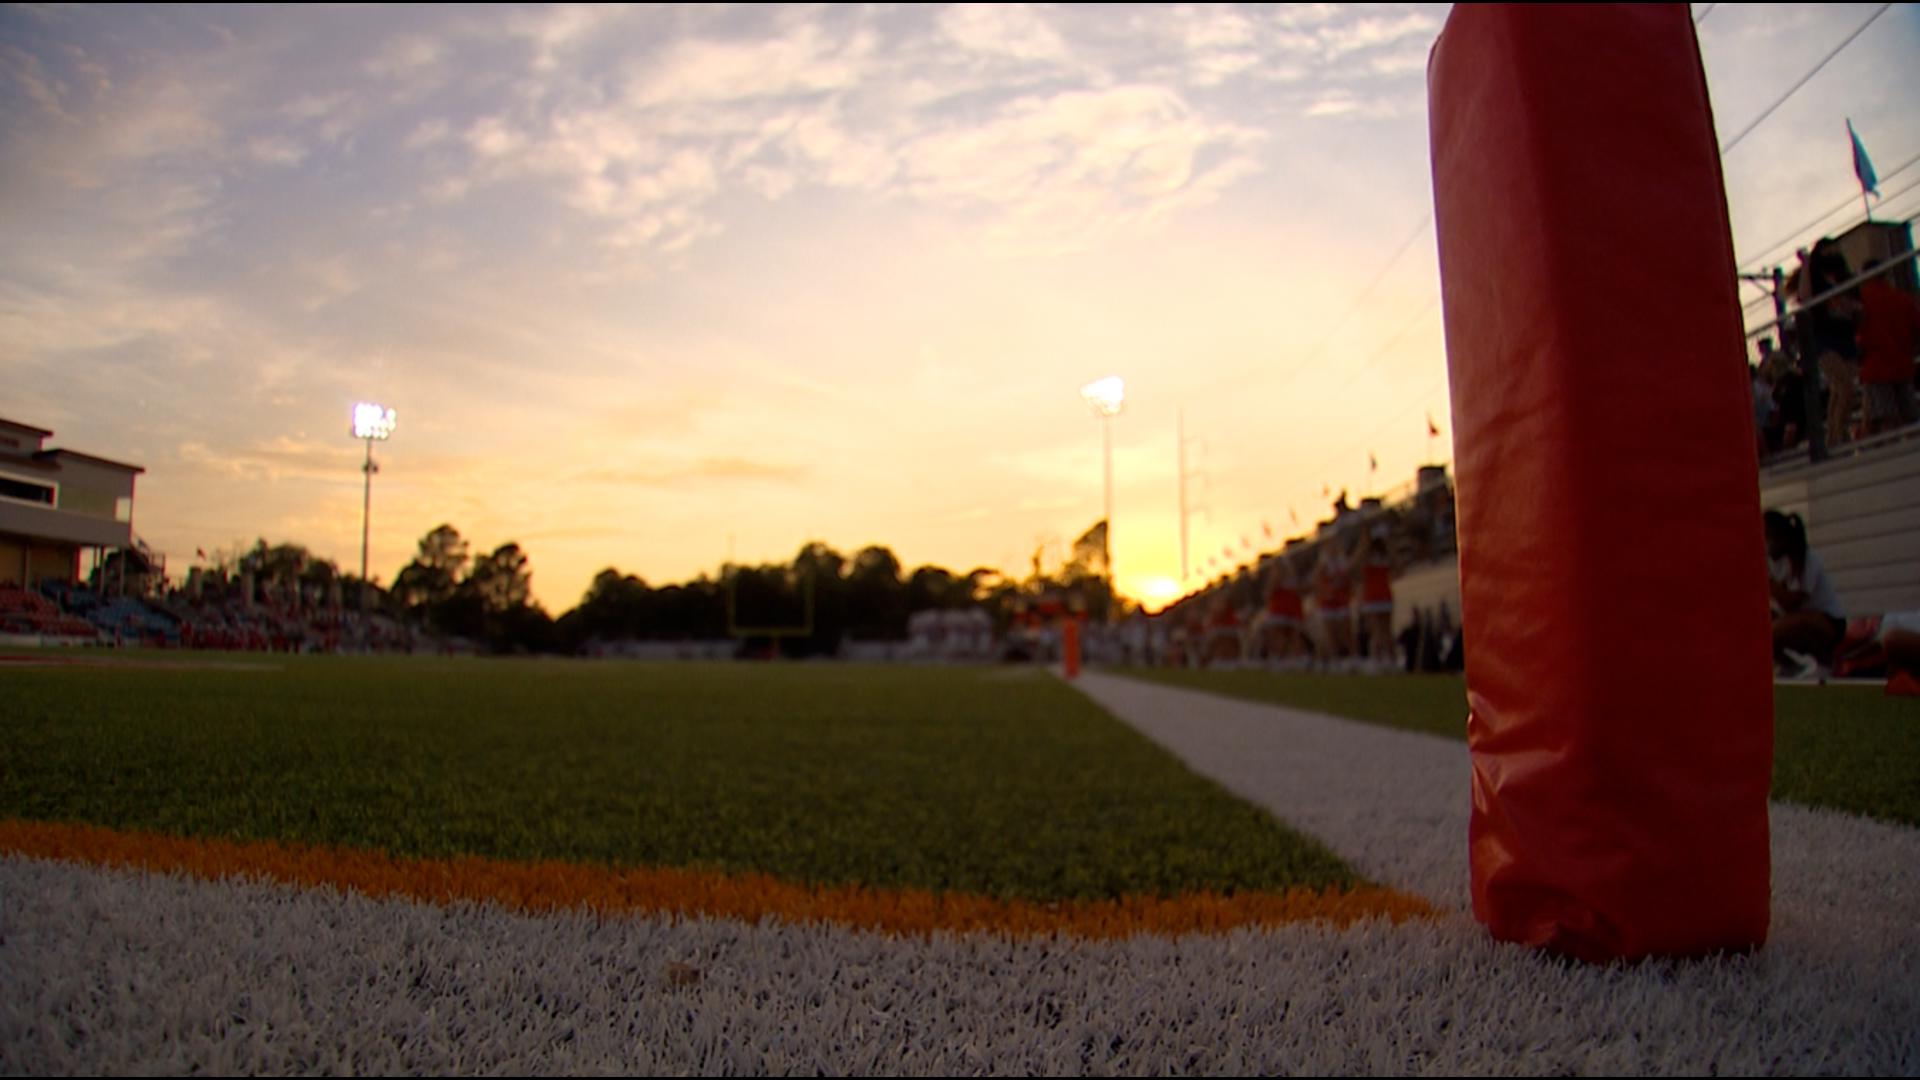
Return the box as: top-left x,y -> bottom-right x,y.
1736,153 -> 1920,270
1204,294 -> 1439,489
1718,3 -> 1893,155
1179,213 -> 1433,402
1273,5 -> 1885,432
1312,296 -> 1442,404
1298,370 -> 1453,503
1741,207 -> 1920,343
1740,187 -> 1920,334
1206,1 -> 1856,440
1201,3 -> 1898,553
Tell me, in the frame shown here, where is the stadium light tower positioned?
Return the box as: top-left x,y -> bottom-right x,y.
351,402 -> 396,594
1079,376 -> 1125,597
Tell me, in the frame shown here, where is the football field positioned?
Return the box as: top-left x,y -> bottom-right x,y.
2,656 -> 1915,1074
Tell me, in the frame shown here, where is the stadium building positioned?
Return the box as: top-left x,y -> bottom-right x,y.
0,418 -> 144,588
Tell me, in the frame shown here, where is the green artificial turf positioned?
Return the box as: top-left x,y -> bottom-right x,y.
0,658 -> 1355,899
1112,668 -> 1920,828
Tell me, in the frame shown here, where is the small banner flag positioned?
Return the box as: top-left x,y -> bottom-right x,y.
1262,521 -> 1273,539
1849,118 -> 1879,199
1427,412 -> 1441,437
1369,452 -> 1378,473
1289,507 -> 1299,525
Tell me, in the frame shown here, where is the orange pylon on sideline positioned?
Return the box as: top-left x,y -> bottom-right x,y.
1429,5 -> 1772,962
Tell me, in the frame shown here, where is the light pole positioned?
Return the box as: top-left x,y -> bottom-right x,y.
1079,376 -> 1124,610
351,402 -> 396,604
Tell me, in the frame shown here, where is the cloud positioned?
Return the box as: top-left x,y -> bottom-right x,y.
899,83 -> 1262,249
405,118 -> 451,149
369,4 -> 1447,265
176,436 -> 365,484
575,457 -> 808,488
464,115 -> 526,158
247,134 -> 306,166
1,42 -> 74,120
938,4 -> 1070,63
507,4 -> 631,74
624,22 -> 868,107
1314,10 -> 1439,59
364,34 -> 445,80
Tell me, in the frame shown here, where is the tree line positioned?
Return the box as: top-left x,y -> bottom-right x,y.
177,521 -> 1124,656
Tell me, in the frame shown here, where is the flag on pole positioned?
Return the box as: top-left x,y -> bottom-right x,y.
1427,412 -> 1441,437
1369,452 -> 1378,473
1262,521 -> 1273,539
1849,118 -> 1879,199
1289,506 -> 1299,525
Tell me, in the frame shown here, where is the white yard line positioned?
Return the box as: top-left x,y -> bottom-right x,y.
1070,671 -> 1476,910
4,854 -> 1917,1075
1070,671 -> 1920,938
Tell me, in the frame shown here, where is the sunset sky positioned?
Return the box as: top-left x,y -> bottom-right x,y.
5,3 -> 1918,612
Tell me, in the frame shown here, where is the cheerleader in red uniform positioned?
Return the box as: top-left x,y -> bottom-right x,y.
1314,541 -> 1355,669
1358,535 -> 1396,672
1206,594 -> 1244,667
1262,556 -> 1306,671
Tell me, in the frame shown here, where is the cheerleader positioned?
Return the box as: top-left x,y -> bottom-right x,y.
1262,556 -> 1307,671
1206,594 -> 1244,668
1357,535 -> 1396,673
1314,540 -> 1356,669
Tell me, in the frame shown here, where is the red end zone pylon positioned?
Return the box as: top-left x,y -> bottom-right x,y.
1428,5 -> 1773,961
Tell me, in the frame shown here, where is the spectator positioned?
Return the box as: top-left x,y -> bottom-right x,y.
1796,240 -> 1861,445
1751,350 -> 1776,457
1855,272 -> 1920,436
1768,340 -> 1811,452
1878,612 -> 1920,695
1764,509 -> 1845,677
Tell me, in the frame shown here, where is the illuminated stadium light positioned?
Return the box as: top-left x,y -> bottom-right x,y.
352,402 -> 397,441
1079,376 -> 1125,618
1080,376 -> 1126,418
350,402 -> 397,600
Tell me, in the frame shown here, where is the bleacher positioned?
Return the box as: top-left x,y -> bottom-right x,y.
1760,424 -> 1920,619
0,584 -> 99,640
38,582 -> 180,645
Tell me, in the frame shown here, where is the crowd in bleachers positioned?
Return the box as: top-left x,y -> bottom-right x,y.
1754,235 -> 1920,457
0,584 -> 100,640
1,578 -> 459,655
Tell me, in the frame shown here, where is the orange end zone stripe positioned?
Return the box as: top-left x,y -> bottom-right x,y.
0,819 -> 1435,939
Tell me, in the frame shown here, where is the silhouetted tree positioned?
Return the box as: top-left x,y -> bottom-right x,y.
466,543 -> 532,613
394,524 -> 468,610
